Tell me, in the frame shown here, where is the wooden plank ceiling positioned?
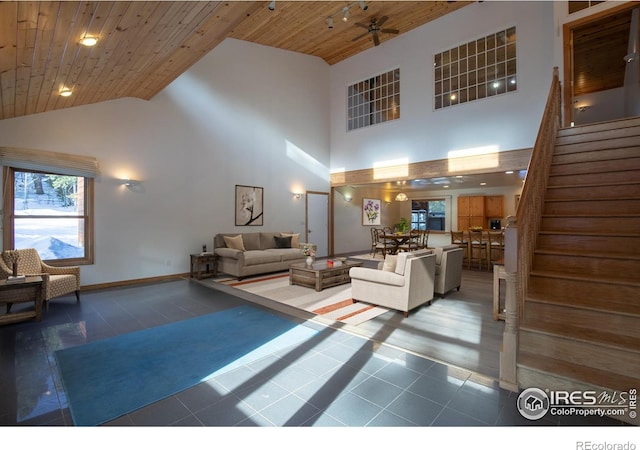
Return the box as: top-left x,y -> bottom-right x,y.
0,0 -> 470,121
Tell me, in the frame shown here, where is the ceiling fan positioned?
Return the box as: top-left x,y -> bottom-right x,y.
352,16 -> 399,46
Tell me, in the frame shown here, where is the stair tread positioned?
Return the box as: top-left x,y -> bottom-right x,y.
547,180 -> 640,189
538,229 -> 640,237
530,270 -> 640,287
520,320 -> 640,353
525,294 -> 640,317
545,196 -> 640,202
518,351 -> 640,392
534,248 -> 640,261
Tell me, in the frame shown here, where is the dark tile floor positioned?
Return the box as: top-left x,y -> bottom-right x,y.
0,278 -> 631,436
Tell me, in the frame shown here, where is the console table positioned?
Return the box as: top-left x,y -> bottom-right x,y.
0,276 -> 44,325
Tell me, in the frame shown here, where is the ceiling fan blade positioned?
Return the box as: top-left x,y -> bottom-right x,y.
377,16 -> 388,27
354,22 -> 369,29
381,28 -> 399,34
373,31 -> 380,46
352,32 -> 369,42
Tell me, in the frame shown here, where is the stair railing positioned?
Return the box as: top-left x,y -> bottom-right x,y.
500,67 -> 562,390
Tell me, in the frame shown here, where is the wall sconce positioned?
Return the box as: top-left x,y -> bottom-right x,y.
344,195 -> 352,202
624,52 -> 637,63
577,105 -> 591,112
122,179 -> 141,189
293,192 -> 303,199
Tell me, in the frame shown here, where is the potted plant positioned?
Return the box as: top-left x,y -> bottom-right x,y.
396,217 -> 409,234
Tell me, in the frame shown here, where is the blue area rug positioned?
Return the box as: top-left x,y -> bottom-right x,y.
55,305 -> 317,426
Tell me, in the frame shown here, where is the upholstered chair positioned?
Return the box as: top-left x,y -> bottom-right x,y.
349,250 -> 436,317
433,246 -> 465,298
0,249 -> 80,307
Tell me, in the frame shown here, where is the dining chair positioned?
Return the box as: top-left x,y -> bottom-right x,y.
371,228 -> 391,258
418,229 -> 430,249
468,229 -> 489,270
398,229 -> 420,252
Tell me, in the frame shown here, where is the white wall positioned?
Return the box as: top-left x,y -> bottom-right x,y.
0,38 -> 330,285
329,1 -> 555,173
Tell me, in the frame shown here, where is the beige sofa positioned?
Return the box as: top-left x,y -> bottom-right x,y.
213,231 -> 307,279
349,250 -> 436,317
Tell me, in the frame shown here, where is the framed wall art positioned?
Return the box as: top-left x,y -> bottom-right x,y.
362,198 -> 381,226
235,185 -> 264,226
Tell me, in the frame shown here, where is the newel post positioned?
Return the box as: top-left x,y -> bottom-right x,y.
499,215 -> 519,391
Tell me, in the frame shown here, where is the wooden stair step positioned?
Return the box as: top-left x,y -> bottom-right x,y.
521,301 -> 640,339
545,181 -> 640,200
540,214 -> 640,233
520,320 -> 640,353
548,169 -> 640,186
544,198 -> 640,215
537,231 -> 640,253
557,116 -> 640,139
549,157 -> 640,176
519,329 -> 640,377
518,351 -> 640,394
530,269 -> 640,288
533,252 -> 640,279
527,276 -> 640,315
554,138 -> 640,158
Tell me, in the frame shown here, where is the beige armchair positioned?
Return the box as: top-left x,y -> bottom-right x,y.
349,250 -> 436,317
433,245 -> 464,298
0,249 -> 80,307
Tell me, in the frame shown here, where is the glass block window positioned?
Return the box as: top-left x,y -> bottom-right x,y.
347,68 -> 400,131
434,27 -> 517,110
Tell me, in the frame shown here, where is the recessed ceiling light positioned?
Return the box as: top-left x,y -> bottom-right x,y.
480,182 -> 487,186
505,170 -> 514,174
444,185 -> 449,188
79,36 -> 98,46
59,88 -> 72,97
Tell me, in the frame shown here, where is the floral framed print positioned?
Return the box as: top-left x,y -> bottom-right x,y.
362,198 -> 381,226
235,185 -> 264,226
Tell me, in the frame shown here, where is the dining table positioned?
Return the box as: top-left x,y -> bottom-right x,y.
382,233 -> 413,254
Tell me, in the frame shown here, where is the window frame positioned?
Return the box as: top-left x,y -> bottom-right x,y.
2,167 -> 95,266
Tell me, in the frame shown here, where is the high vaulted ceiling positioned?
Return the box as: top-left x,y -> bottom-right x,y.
0,1 -> 471,121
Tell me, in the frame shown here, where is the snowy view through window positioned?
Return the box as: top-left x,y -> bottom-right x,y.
13,172 -> 85,260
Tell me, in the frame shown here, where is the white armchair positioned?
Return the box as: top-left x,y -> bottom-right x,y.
349,251 -> 436,317
433,245 -> 464,298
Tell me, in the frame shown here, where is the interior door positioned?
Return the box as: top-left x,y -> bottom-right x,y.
306,191 -> 329,257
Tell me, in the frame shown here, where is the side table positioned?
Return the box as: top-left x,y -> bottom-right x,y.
190,253 -> 218,280
0,276 -> 44,325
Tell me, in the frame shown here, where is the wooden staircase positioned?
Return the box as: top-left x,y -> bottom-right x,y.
517,117 -> 640,417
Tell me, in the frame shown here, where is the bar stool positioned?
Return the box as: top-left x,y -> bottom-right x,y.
468,229 -> 489,270
488,230 -> 505,270
451,231 -> 468,264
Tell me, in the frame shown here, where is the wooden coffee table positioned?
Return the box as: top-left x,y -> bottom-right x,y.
289,259 -> 363,292
0,276 -> 44,325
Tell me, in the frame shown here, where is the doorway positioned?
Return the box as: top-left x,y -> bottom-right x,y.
306,191 -> 329,257
563,2 -> 637,126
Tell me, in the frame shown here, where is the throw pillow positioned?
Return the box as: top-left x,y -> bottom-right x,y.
273,235 -> 292,248
223,235 -> 246,252
381,255 -> 397,272
280,232 -> 300,248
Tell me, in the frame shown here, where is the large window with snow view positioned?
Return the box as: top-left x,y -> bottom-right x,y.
347,68 -> 400,131
435,26 -> 517,110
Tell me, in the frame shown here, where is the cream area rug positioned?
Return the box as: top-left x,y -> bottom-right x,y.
210,272 -> 390,326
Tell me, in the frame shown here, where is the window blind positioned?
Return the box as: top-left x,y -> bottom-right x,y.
0,147 -> 99,178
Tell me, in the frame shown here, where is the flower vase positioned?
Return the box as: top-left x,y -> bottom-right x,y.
306,256 -> 314,266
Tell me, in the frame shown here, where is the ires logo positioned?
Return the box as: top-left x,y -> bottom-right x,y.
517,387 -> 636,420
